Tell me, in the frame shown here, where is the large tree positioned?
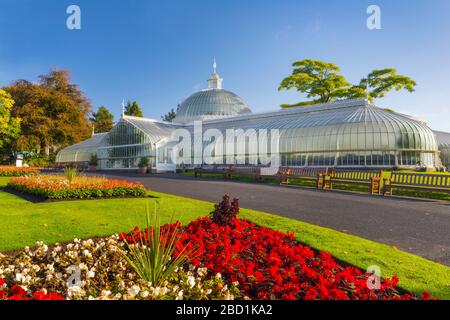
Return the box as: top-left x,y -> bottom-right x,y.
345,68 -> 416,101
279,59 -> 351,107
279,60 -> 417,107
161,108 -> 177,122
0,89 -> 21,155
124,101 -> 144,117
91,106 -> 114,133
4,69 -> 92,155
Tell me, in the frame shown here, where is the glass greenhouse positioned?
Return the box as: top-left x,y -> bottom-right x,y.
55,133 -> 107,164
56,64 -> 444,171
435,131 -> 450,170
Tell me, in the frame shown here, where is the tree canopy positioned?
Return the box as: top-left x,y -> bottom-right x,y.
124,101 -> 144,117
346,68 -> 417,101
3,69 -> 92,155
0,89 -> 21,155
279,59 -> 417,108
279,60 -> 351,107
91,106 -> 114,133
161,108 -> 177,122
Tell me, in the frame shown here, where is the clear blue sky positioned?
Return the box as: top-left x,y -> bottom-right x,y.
1,0 -> 449,131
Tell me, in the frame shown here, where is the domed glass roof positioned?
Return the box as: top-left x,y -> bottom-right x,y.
174,89 -> 252,123
173,61 -> 252,123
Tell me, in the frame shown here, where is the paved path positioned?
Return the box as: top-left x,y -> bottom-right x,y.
104,173 -> 450,266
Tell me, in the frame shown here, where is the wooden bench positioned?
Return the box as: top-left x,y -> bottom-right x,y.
278,167 -> 330,189
229,165 -> 262,180
383,172 -> 450,195
194,165 -> 233,178
325,169 -> 382,195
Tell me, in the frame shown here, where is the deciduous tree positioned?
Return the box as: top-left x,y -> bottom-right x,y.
346,68 -> 416,101
279,59 -> 351,107
3,69 -> 92,155
0,89 -> 21,155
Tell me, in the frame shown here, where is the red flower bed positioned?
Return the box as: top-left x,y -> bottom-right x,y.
0,166 -> 39,177
120,196 -> 434,300
0,278 -> 63,300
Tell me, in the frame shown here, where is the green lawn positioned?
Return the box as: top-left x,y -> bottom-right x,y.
0,177 -> 449,299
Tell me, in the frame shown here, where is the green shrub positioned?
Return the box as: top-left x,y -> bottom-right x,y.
138,157 -> 150,168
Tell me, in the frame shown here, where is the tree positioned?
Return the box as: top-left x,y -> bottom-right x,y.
4,69 -> 92,155
0,90 -> 21,155
124,101 -> 144,117
278,59 -> 351,107
161,108 -> 176,122
91,106 -> 114,133
345,68 -> 416,101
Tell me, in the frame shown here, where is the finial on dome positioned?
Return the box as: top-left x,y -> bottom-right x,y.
213,57 -> 217,74
207,58 -> 223,90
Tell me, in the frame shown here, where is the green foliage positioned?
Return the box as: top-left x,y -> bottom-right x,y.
138,157 -> 150,168
89,154 -> 98,166
0,178 -> 449,298
91,106 -> 114,133
3,69 -> 92,155
123,206 -> 196,287
279,60 -> 417,107
64,167 -> 78,182
161,108 -> 177,122
279,59 -> 351,107
357,68 -> 416,101
0,89 -> 21,152
25,154 -> 55,167
125,101 -> 144,118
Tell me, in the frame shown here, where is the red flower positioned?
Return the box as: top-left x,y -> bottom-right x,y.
120,216 -> 436,301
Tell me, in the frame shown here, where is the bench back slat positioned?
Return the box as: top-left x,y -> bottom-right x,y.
390,172 -> 450,189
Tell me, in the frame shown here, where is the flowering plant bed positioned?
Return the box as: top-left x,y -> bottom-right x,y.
0,237 -> 240,300
121,218 -> 432,300
0,196 -> 436,300
0,166 -> 39,177
6,175 -> 147,200
0,278 -> 63,300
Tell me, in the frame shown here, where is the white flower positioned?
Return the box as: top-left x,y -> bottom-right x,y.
101,290 -> 111,297
187,275 -> 196,288
176,290 -> 184,300
140,290 -> 149,299
15,273 -> 26,283
86,270 -> 95,278
67,286 -> 85,299
127,285 -> 140,298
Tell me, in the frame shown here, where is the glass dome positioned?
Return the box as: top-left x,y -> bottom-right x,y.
174,89 -> 252,123
173,63 -> 252,123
